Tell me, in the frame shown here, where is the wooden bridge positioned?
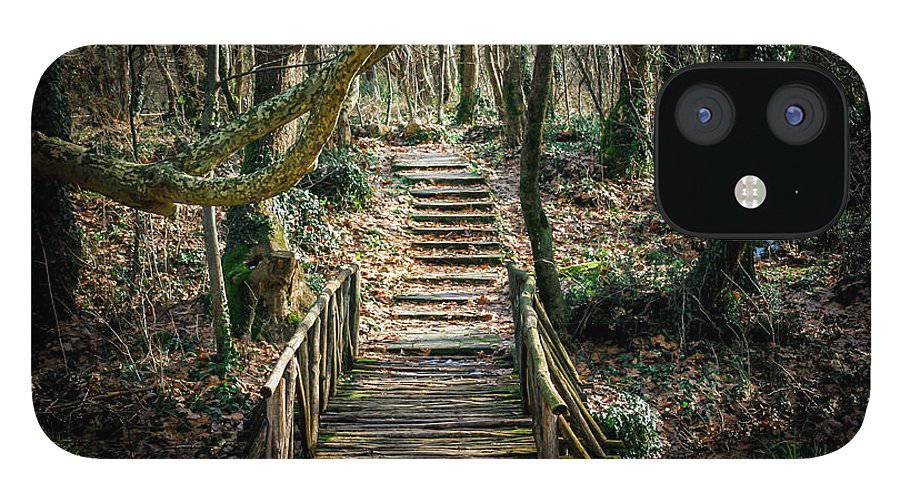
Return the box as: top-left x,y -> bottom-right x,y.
247,152 -> 619,458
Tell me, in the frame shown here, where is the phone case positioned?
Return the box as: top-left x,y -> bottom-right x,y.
31,44 -> 869,459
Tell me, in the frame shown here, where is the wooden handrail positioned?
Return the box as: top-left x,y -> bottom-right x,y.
507,264 -> 621,458
247,263 -> 361,458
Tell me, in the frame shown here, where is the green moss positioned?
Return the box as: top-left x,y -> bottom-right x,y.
285,310 -> 302,326
221,243 -> 253,336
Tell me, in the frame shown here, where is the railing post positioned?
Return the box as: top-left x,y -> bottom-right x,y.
349,265 -> 361,361
250,265 -> 367,459
297,343 -> 311,456
308,316 -> 321,451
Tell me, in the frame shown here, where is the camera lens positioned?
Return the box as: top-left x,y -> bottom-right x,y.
767,84 -> 826,145
675,84 -> 735,146
785,105 -> 805,126
697,107 -> 712,124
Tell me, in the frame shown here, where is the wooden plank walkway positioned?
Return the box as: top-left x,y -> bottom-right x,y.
315,151 -> 536,458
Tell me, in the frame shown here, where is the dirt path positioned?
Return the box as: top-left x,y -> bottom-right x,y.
315,149 -> 535,458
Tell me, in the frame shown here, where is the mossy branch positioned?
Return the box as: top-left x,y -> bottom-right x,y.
31,45 -> 394,218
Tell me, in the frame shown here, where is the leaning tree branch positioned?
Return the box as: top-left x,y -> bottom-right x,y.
32,45 -> 390,218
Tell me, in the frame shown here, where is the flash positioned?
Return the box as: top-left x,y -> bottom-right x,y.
735,175 -> 766,209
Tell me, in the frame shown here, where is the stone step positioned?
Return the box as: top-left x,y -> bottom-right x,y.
409,187 -> 492,199
406,273 -> 499,284
399,172 -> 486,185
394,292 -> 483,304
414,254 -> 503,265
407,226 -> 498,236
413,201 -> 495,211
411,213 -> 497,224
411,241 -> 501,251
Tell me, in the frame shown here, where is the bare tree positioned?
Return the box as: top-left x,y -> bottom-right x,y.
502,45 -> 526,147
199,45 -> 232,360
519,45 -> 566,332
456,45 -> 478,124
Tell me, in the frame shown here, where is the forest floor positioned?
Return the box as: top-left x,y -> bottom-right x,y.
32,133 -> 416,457
32,125 -> 869,458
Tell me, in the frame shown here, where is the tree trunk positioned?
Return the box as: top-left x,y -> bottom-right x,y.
223,45 -> 315,342
570,46 -> 602,116
416,48 -> 435,106
436,45 -> 446,122
125,45 -> 152,291
446,45 -> 456,103
200,45 -> 233,362
32,57 -> 83,332
503,45 -> 526,148
483,45 -> 507,125
560,48 -> 571,126
384,60 -> 393,126
519,45 -> 566,333
682,240 -> 758,335
333,75 -> 358,147
659,45 -> 680,82
150,46 -> 181,120
456,45 -> 478,125
601,45 -> 650,178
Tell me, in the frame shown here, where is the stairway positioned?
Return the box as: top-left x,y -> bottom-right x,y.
315,151 -> 536,458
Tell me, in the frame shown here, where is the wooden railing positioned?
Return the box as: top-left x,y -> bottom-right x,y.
507,265 -> 621,458
247,263 -> 361,458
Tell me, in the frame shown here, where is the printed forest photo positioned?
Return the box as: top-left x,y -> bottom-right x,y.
31,44 -> 870,458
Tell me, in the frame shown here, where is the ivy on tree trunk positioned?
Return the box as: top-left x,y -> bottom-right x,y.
519,45 -> 567,333
32,57 -> 83,331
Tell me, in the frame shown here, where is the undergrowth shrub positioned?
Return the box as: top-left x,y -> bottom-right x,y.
588,390 -> 663,458
273,189 -> 336,254
301,146 -> 375,210
801,212 -> 870,281
717,280 -> 796,343
562,247 -> 685,338
388,123 -> 460,145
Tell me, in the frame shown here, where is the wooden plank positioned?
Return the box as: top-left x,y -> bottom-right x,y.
413,201 -> 494,211
393,292 -> 482,303
406,272 -> 499,284
410,213 -> 497,224
414,254 -> 502,265
393,162 -> 469,171
393,311 -> 492,321
411,241 -> 501,252
399,172 -> 485,185
409,187 -> 491,199
406,226 -> 498,236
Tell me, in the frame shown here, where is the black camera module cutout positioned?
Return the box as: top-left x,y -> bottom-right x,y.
654,63 -> 848,240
